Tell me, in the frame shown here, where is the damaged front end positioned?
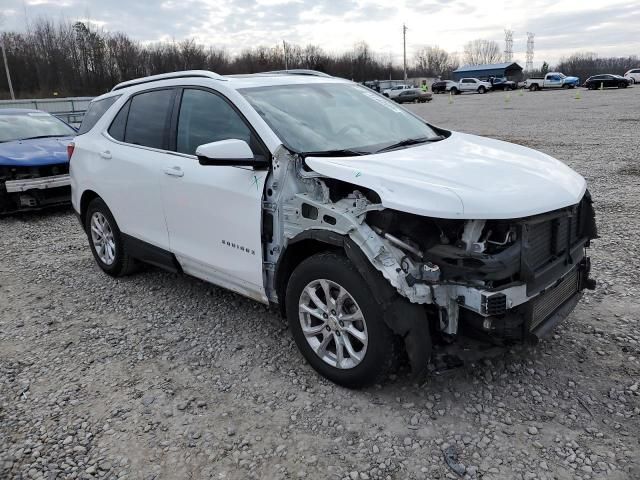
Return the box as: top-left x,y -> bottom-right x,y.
265,147 -> 597,373
0,164 -> 71,214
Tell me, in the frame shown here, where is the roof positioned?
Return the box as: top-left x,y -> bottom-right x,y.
453,62 -> 523,73
0,108 -> 44,115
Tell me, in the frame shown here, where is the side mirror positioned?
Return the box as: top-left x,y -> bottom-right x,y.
196,139 -> 267,168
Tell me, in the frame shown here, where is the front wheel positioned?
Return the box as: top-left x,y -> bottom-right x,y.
451,87 -> 459,95
478,86 -> 486,94
286,252 -> 397,388
529,84 -> 538,91
85,197 -> 137,277
619,82 -> 628,88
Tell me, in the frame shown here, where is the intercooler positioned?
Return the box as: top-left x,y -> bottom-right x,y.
529,268 -> 579,331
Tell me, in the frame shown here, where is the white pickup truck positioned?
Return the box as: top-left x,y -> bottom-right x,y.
449,78 -> 492,95
525,72 -> 580,91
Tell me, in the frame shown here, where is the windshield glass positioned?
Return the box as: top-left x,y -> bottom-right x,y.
0,112 -> 75,142
239,83 -> 439,154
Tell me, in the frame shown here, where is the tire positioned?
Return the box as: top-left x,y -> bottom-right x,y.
286,252 -> 397,388
619,82 -> 627,88
478,86 -> 486,94
85,197 -> 137,277
530,84 -> 538,91
451,87 -> 459,95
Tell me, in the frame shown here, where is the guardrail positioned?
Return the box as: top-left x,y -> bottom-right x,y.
0,96 -> 94,126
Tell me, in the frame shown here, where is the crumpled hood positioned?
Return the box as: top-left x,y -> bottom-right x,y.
305,132 -> 586,219
565,76 -> 580,84
0,136 -> 73,167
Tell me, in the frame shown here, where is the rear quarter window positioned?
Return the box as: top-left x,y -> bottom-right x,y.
77,96 -> 120,135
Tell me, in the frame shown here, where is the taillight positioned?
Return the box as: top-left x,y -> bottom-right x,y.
67,142 -> 75,161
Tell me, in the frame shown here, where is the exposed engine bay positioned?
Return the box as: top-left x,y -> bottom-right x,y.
263,146 -> 597,353
0,164 -> 71,214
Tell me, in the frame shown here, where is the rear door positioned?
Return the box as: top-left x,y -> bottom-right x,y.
159,87 -> 269,301
101,88 -> 176,249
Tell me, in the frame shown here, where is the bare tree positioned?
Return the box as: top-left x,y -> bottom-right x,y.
463,39 -> 502,65
414,46 -> 458,77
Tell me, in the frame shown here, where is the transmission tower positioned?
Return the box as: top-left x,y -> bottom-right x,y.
525,32 -> 535,72
503,29 -> 513,63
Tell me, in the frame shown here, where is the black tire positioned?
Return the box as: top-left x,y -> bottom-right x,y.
478,86 -> 486,94
451,87 -> 459,95
85,197 -> 137,277
286,252 -> 397,388
619,82 -> 627,88
529,84 -> 538,91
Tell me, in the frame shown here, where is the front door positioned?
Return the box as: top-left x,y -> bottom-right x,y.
160,88 -> 269,302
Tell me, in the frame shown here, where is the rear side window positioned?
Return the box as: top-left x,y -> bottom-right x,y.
78,96 -> 120,134
176,89 -> 258,156
108,100 -> 130,141
124,89 -> 175,149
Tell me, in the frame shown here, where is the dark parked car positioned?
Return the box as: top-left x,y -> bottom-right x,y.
489,77 -> 517,91
393,89 -> 432,103
583,74 -> 631,89
0,109 -> 76,214
431,80 -> 456,93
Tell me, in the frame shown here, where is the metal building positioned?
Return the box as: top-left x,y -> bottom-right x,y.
452,62 -> 523,81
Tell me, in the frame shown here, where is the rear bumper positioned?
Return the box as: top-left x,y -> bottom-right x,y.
5,174 -> 71,193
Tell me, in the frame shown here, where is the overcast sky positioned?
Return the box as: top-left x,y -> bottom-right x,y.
2,0 -> 640,66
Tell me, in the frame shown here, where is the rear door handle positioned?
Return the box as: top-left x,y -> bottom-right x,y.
163,166 -> 184,177
99,150 -> 112,160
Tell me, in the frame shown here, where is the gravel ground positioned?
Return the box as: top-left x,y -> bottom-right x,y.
1,86 -> 639,480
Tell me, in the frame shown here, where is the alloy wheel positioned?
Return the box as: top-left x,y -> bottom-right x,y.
298,279 -> 368,369
90,212 -> 116,265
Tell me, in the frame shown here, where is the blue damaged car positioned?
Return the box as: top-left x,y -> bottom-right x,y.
0,109 -> 76,214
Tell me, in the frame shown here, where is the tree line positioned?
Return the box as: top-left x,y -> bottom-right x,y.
0,19 -> 638,99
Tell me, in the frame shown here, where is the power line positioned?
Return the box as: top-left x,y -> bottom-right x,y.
526,32 -> 535,72
504,29 -> 513,63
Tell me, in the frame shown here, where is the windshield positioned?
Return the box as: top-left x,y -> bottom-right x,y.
0,112 -> 75,143
239,83 -> 440,154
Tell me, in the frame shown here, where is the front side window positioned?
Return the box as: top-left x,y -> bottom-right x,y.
176,89 -> 256,156
240,83 -> 440,154
78,96 -> 120,135
0,112 -> 76,143
125,89 -> 175,149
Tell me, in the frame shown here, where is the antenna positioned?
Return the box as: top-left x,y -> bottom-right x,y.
504,29 -> 513,63
526,32 -> 535,72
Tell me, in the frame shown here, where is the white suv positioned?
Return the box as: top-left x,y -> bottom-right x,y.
70,70 -> 596,387
624,68 -> 640,84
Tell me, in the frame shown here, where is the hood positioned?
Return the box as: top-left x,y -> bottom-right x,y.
0,136 -> 73,167
565,76 -> 579,84
305,132 -> 586,220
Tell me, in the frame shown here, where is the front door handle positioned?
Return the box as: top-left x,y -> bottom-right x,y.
163,166 -> 184,177
99,150 -> 112,160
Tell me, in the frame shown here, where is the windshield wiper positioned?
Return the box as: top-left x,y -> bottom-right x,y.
302,149 -> 367,158
18,135 -> 68,141
376,135 -> 445,153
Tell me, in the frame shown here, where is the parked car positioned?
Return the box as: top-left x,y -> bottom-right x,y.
383,84 -> 412,98
583,74 -> 631,89
0,109 -> 76,214
489,77 -> 517,91
623,68 -> 640,85
450,78 -> 492,94
431,80 -> 456,94
393,88 -> 432,103
525,72 -> 580,91
70,70 -> 597,388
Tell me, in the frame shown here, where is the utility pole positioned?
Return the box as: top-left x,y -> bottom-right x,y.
283,40 -> 288,70
1,38 -> 15,100
402,24 -> 408,82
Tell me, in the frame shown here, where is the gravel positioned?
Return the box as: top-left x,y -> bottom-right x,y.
2,86 -> 640,480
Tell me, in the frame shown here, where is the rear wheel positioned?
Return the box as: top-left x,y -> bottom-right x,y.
85,198 -> 137,277
286,252 -> 397,388
530,84 -> 539,91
